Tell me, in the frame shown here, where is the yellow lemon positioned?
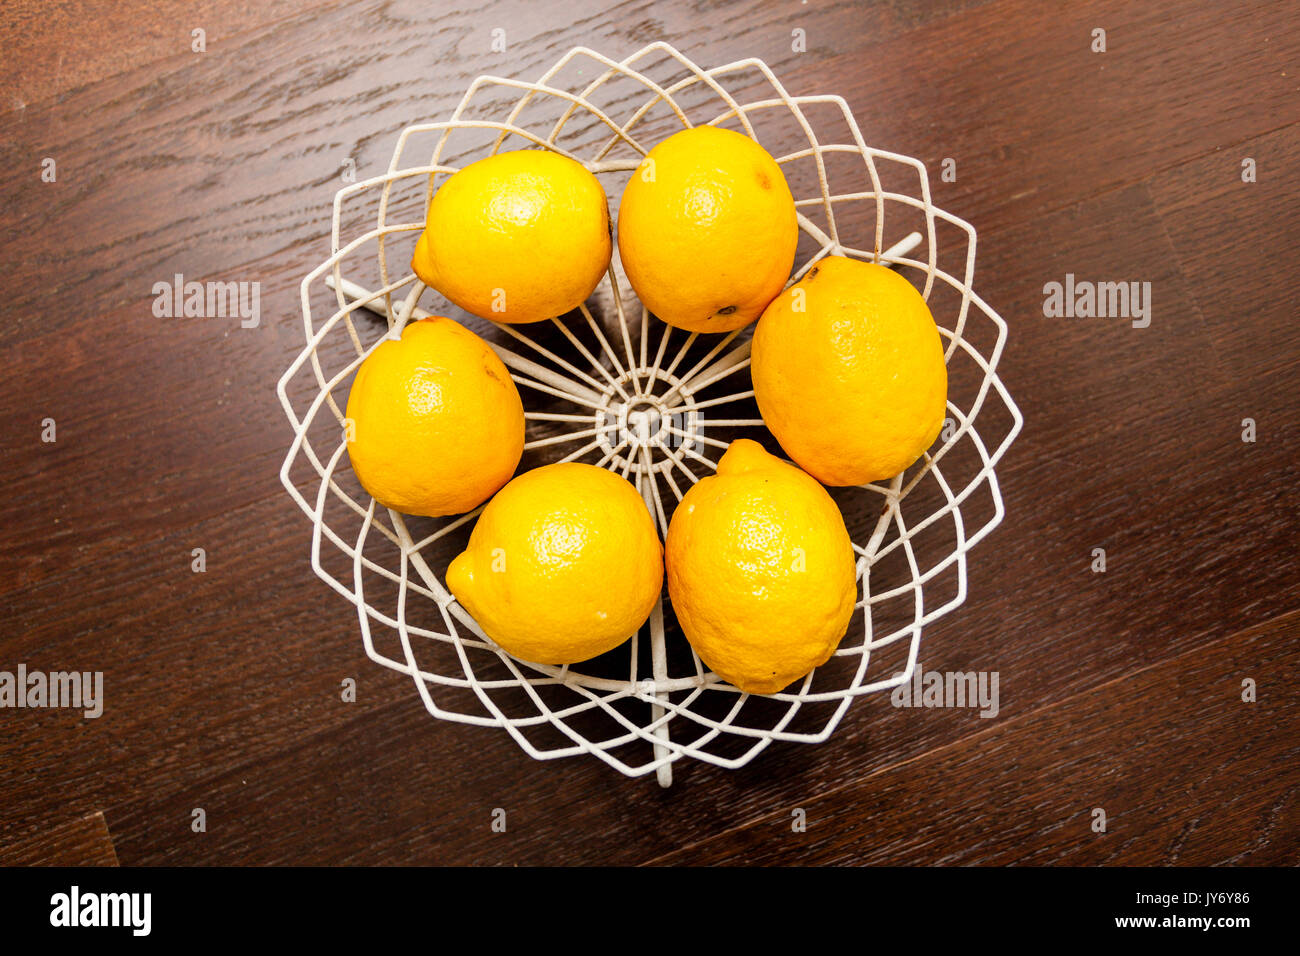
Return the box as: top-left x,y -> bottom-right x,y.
446,463 -> 663,665
617,126 -> 798,333
345,316 -> 524,517
411,150 -> 611,324
665,440 -> 857,694
751,256 -> 948,485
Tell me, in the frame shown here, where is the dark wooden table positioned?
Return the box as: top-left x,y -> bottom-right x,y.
1,0 -> 1296,866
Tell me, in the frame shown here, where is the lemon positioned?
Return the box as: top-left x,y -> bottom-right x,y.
617,126 -> 798,333
665,440 -> 857,694
345,316 -> 524,517
446,463 -> 663,665
751,256 -> 948,485
412,150 -> 612,324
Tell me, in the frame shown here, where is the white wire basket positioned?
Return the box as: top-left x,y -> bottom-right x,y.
277,43 -> 1023,786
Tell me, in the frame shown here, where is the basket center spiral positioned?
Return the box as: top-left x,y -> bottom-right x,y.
593,364 -> 703,489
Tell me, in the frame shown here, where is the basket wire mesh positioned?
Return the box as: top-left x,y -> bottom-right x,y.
277,43 -> 1023,786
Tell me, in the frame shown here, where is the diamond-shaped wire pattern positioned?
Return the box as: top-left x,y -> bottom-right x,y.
277,44 -> 1023,784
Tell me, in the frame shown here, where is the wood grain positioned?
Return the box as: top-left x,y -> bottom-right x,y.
82,172 -> 1296,865
0,0 -> 335,111
0,0 -> 1297,866
0,811 -> 118,866
647,611 -> 1300,866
